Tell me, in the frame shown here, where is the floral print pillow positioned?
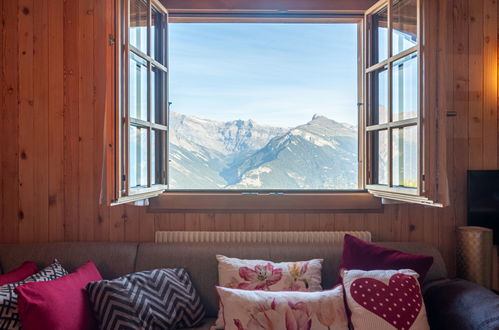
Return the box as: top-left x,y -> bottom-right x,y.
217,255 -> 323,292
214,255 -> 323,329
216,286 -> 348,330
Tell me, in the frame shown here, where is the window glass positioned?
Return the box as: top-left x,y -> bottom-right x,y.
392,0 -> 418,55
129,53 -> 148,121
151,8 -> 165,63
371,7 -> 388,64
372,130 -> 388,185
129,0 -> 148,54
392,53 -> 418,121
151,66 -> 165,124
129,125 -> 148,187
169,23 -> 359,190
371,67 -> 389,124
392,125 -> 417,188
151,129 -> 164,184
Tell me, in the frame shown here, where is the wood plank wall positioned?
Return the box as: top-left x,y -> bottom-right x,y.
0,0 -> 498,277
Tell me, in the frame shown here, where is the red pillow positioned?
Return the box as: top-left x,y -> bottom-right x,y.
15,261 -> 102,330
0,261 -> 38,286
338,234 -> 433,284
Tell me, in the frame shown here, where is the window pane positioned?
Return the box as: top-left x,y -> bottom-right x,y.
129,0 -> 148,54
372,130 -> 388,185
151,130 -> 164,184
392,125 -> 417,188
129,52 -> 148,121
129,125 -> 148,187
151,66 -> 166,124
392,53 -> 418,121
151,7 -> 165,64
392,0 -> 418,55
371,67 -> 389,125
169,23 -> 359,190
371,7 -> 388,65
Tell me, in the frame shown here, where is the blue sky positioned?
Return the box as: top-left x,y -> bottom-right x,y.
169,23 -> 359,127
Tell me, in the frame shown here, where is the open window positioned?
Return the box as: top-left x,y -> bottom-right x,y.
364,0 -> 447,206
113,0 -> 168,204
111,0 -> 447,208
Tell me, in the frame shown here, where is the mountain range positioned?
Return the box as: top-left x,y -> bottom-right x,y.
168,112 -> 358,189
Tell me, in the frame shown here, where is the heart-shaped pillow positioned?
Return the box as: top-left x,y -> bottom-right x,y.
343,269 -> 429,330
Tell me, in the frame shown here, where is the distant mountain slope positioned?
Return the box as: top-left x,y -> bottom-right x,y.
168,112 -> 358,189
227,115 -> 358,189
168,112 -> 287,188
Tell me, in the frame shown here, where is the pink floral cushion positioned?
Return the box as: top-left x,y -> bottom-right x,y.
214,255 -> 323,328
342,269 -> 430,330
216,286 -> 348,330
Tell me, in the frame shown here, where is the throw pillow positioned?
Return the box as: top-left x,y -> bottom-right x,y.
0,262 -> 38,286
215,255 -> 323,329
216,286 -> 348,330
86,268 -> 205,330
338,234 -> 433,284
15,261 -> 102,330
0,260 -> 68,329
343,269 -> 430,330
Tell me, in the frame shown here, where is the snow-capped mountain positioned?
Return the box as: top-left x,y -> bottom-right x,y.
168,112 -> 358,189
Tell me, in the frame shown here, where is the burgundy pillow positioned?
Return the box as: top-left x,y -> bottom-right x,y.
0,261 -> 38,286
338,234 -> 433,284
15,261 -> 102,330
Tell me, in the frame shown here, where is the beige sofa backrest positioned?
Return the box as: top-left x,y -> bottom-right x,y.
0,241 -> 447,317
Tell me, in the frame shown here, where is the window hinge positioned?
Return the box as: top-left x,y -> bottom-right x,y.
122,174 -> 126,182
108,34 -> 116,46
422,174 -> 425,182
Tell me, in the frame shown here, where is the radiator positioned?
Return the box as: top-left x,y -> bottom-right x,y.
155,231 -> 371,244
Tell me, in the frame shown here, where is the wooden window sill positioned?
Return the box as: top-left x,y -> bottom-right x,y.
147,192 -> 382,212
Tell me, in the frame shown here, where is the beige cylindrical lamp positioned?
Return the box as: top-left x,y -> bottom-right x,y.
457,226 -> 493,288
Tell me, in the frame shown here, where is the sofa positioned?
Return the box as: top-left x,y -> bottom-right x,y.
0,240 -> 498,330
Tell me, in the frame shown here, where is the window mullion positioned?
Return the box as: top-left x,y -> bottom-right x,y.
387,0 -> 393,188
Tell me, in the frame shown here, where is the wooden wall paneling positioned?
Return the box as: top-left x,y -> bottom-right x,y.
154,213 -> 171,232
33,0 -> 50,242
109,204 -> 125,241
63,0 -> 80,241
168,213 -> 186,230
482,0 -> 498,169
199,213 -> 216,231
18,0 -> 35,243
407,205 -> 424,242
1,0 -> 20,243
363,213 -> 380,240
304,213 -> 321,231
78,0 -> 95,241
138,208 -> 155,241
214,213 -> 231,230
468,0 -> 484,169
229,213 -> 245,231
244,213 -> 261,231
274,213 -> 290,230
185,213 -> 200,230
319,213 -> 335,231
287,213 -> 305,231
123,205 -> 140,241
93,0 -> 110,242
48,0 -> 65,242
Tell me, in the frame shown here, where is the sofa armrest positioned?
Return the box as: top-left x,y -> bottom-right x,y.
423,279 -> 499,330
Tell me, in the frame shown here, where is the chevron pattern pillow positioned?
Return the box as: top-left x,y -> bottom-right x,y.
0,260 -> 68,329
86,268 -> 205,330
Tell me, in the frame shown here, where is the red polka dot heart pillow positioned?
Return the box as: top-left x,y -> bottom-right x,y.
343,269 -> 430,330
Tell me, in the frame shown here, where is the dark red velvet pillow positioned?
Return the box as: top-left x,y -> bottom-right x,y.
15,261 -> 102,330
0,261 -> 38,286
338,234 -> 433,284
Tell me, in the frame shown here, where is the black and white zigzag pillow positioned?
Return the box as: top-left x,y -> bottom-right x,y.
0,260 -> 68,329
87,268 -> 205,330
